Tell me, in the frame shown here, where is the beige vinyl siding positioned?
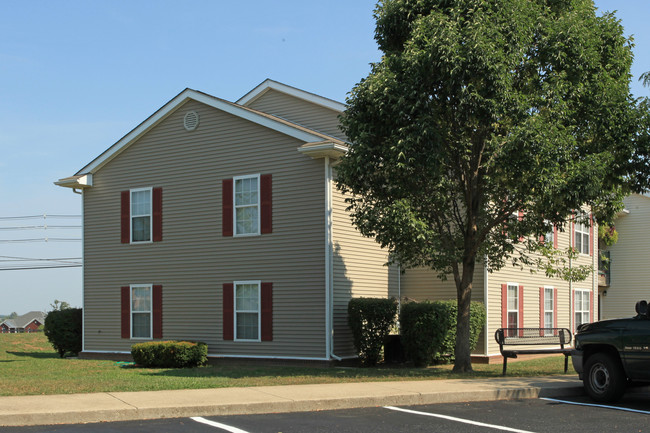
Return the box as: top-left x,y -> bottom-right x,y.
601,194 -> 650,320
400,264 -> 486,354
487,217 -> 597,355
83,99 -> 327,359
247,89 -> 346,141
331,179 -> 398,357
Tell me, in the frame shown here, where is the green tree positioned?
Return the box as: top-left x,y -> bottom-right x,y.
337,0 -> 649,372
7,312 -> 18,319
49,300 -> 71,311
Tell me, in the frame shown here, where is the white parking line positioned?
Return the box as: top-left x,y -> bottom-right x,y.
384,406 -> 537,433
190,416 -> 251,433
540,397 -> 650,414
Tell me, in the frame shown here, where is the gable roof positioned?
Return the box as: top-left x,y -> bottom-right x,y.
237,79 -> 346,113
1,311 -> 45,329
62,87 -> 347,181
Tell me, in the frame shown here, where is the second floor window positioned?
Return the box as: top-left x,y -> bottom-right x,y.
234,175 -> 259,236
574,215 -> 590,255
131,188 -> 152,242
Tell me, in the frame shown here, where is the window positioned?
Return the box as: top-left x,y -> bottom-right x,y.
543,220 -> 555,246
131,188 -> 152,243
575,289 -> 591,329
234,281 -> 260,341
131,285 -> 152,339
544,287 -> 554,332
574,214 -> 590,255
507,283 -> 519,330
234,175 -> 260,236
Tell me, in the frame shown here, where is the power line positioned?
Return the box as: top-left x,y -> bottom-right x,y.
0,225 -> 81,230
0,264 -> 82,271
0,214 -> 80,220
0,256 -> 82,266
0,238 -> 81,243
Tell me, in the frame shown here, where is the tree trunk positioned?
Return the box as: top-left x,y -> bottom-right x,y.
452,257 -> 475,373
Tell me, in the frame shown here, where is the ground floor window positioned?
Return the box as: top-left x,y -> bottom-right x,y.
544,287 -> 554,331
235,281 -> 260,341
131,285 -> 152,339
574,289 -> 591,329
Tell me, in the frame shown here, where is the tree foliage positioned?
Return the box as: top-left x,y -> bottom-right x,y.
337,0 -> 650,372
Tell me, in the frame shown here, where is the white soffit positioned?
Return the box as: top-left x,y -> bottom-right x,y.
237,79 -> 346,113
75,89 -> 331,175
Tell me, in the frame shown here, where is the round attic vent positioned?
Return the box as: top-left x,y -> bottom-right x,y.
184,110 -> 200,131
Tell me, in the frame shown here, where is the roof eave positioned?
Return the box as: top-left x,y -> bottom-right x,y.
298,141 -> 348,159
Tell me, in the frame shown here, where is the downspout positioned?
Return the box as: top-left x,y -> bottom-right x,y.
324,156 -> 334,360
80,188 -> 85,353
483,255 -> 489,357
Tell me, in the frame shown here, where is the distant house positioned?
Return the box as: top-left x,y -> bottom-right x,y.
0,311 -> 46,333
598,194 -> 650,320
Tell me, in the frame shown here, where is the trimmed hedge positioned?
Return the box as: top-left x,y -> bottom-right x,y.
131,340 -> 208,368
43,308 -> 82,358
348,297 -> 398,366
400,300 -> 486,366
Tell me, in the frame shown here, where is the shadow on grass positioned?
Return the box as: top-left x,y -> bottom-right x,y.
139,364 -> 497,380
6,351 -> 59,360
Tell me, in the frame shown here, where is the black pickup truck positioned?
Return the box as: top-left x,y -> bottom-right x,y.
572,300 -> 650,402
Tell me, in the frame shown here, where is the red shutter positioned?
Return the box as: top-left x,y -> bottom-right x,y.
518,285 -> 524,336
553,225 -> 558,249
589,214 -> 594,256
223,283 -> 234,340
121,286 -> 130,338
260,174 -> 272,234
589,291 -> 594,323
152,285 -> 163,339
539,287 -> 545,328
261,282 -> 273,341
222,179 -> 233,237
501,284 -> 507,328
518,211 -> 524,241
152,187 -> 163,242
121,191 -> 130,243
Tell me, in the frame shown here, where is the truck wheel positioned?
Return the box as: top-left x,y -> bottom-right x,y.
583,352 -> 626,402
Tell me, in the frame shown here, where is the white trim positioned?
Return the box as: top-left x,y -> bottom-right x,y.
130,187 -> 153,244
483,256 -> 489,356
233,175 -> 261,237
81,189 -> 85,352
130,284 -> 153,340
75,89 -> 330,176
574,213 -> 590,256
236,79 -> 346,112
324,156 -> 333,359
207,353 -> 331,361
573,288 -> 590,330
233,280 -> 262,342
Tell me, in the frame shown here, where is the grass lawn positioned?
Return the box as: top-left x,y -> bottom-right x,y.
0,333 -> 575,396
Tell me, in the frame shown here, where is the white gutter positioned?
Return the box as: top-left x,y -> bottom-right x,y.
81,190 -> 85,353
483,255 -> 489,357
324,156 -> 333,360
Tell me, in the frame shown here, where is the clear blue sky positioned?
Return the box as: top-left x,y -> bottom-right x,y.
0,1 -> 648,315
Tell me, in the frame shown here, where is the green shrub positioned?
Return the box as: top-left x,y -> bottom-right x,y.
131,340 -> 208,368
436,300 -> 486,362
43,308 -> 83,357
347,297 -> 398,366
400,300 -> 486,366
399,301 -> 450,367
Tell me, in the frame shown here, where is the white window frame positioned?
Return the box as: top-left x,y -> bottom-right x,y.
233,174 -> 261,237
507,282 -> 519,332
544,286 -> 554,334
130,187 -> 153,244
544,220 -> 554,246
574,213 -> 590,255
234,280 -> 261,342
574,289 -> 591,330
130,284 -> 152,340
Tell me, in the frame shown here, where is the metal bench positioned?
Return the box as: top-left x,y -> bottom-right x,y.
494,328 -> 572,375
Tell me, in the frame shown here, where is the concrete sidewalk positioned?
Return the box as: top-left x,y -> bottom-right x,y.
0,376 -> 584,427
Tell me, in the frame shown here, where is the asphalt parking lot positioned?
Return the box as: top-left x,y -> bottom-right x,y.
4,392 -> 650,433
